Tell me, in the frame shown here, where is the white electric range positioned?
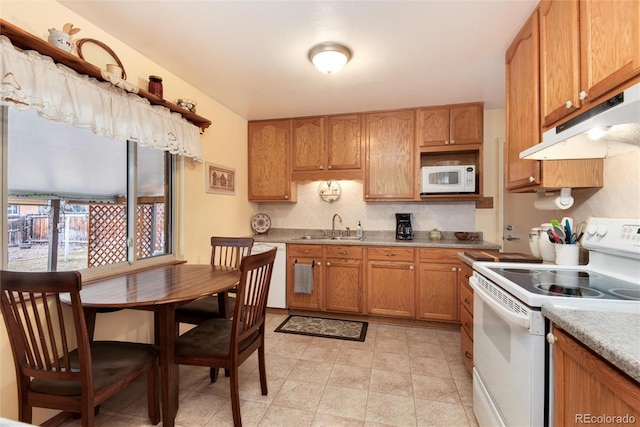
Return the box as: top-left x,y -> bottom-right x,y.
470,217 -> 640,427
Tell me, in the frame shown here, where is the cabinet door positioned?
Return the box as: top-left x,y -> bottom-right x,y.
327,114 -> 362,171
540,0 -> 581,127
292,117 -> 325,171
248,120 -> 295,201
552,327 -> 640,426
449,104 -> 483,145
505,10 -> 542,190
364,110 -> 416,200
287,245 -> 323,310
325,258 -> 362,313
366,261 -> 415,318
417,108 -> 450,147
580,0 -> 640,101
418,263 -> 458,321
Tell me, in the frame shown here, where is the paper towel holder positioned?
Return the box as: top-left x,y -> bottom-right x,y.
534,187 -> 574,210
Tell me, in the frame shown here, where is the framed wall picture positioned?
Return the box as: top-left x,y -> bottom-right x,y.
206,163 -> 235,195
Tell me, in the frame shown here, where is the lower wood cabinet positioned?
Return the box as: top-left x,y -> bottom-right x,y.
325,245 -> 363,313
552,326 -> 640,426
365,247 -> 416,318
286,244 -> 323,310
417,249 -> 460,322
459,262 -> 475,374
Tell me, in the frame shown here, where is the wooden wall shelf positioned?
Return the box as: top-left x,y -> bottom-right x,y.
0,19 -> 212,131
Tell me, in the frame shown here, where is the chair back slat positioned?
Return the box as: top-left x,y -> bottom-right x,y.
1,271 -> 87,379
210,237 -> 254,268
232,248 -> 276,344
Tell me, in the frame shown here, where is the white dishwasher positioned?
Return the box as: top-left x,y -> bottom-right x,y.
251,243 -> 287,308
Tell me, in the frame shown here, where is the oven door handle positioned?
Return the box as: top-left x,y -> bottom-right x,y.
470,276 -> 531,330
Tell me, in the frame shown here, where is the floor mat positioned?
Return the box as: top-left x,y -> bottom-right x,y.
274,315 -> 368,342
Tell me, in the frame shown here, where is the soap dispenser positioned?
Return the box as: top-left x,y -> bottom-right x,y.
356,221 -> 364,238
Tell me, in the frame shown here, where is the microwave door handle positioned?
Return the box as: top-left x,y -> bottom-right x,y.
470,277 -> 531,330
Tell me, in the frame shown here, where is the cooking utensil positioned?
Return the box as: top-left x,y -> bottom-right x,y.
552,226 -> 565,243
564,219 -> 573,244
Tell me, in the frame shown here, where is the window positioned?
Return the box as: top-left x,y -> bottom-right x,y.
4,108 -> 173,272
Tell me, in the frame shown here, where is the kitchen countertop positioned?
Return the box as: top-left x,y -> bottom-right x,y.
252,228 -> 501,250
542,302 -> 640,383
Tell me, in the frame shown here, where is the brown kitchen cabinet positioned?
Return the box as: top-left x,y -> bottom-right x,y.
365,246 -> 416,318
506,7 -> 604,192
458,262 -> 474,374
417,103 -> 483,147
540,0 -> 640,129
324,245 -> 363,313
364,110 -> 416,201
248,120 -> 297,202
291,114 -> 363,181
286,244 -> 323,309
551,326 -> 640,426
417,249 -> 460,322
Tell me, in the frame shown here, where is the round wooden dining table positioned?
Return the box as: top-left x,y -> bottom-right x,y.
62,263 -> 241,427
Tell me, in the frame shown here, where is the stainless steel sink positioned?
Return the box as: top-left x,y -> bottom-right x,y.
296,235 -> 331,240
329,236 -> 364,241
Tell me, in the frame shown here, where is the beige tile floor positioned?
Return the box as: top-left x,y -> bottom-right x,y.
62,313 -> 478,427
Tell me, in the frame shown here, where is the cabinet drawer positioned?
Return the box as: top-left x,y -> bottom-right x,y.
287,244 -> 323,258
460,279 -> 474,315
461,327 -> 473,374
419,248 -> 460,263
367,247 -> 415,262
326,245 -> 363,259
460,305 -> 473,338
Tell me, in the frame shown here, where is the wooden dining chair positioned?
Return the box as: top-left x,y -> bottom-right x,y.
175,247 -> 277,427
0,270 -> 160,427
175,236 -> 254,324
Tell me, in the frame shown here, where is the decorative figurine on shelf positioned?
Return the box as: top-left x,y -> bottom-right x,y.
48,23 -> 80,53
148,75 -> 163,98
177,98 -> 197,113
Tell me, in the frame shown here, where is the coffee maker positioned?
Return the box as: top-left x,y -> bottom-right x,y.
396,213 -> 414,240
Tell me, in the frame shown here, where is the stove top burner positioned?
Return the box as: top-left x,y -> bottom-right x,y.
485,266 -> 639,301
534,284 -> 604,298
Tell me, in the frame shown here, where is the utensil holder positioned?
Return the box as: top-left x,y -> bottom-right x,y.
555,244 -> 579,265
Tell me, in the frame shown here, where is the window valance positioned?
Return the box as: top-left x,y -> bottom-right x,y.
0,36 -> 202,161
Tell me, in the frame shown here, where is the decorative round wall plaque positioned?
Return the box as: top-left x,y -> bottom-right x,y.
251,213 -> 271,234
318,180 -> 341,202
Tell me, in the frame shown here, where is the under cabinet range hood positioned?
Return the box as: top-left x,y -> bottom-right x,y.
520,83 -> 640,160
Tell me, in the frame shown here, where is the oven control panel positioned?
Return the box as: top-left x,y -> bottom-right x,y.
582,217 -> 640,257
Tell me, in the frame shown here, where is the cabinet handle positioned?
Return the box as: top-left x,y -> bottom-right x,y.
285,195 -> 289,199
546,333 -> 556,344
464,321 -> 471,328
444,140 -> 450,145
339,251 -> 349,255
464,351 -> 472,360
409,265 -> 414,270
328,165 -> 332,169
319,165 -> 324,169
565,100 -> 573,109
385,253 -> 396,257
464,297 -> 471,304
450,139 -> 456,144
303,249 -> 311,253
529,176 -> 535,183
465,274 -> 471,279
326,262 -> 331,267
578,91 -> 587,101
451,267 -> 457,272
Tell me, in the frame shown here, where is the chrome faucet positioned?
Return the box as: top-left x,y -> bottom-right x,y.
331,213 -> 343,236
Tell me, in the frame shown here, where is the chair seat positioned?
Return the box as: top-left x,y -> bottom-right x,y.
30,341 -> 159,396
175,295 -> 237,323
175,318 -> 259,360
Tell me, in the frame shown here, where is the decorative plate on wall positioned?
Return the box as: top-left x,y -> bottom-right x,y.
251,213 -> 271,234
318,180 -> 341,202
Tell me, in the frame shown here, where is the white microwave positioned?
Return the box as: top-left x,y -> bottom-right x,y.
421,165 -> 476,194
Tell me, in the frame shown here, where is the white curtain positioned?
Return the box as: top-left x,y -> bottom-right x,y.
0,36 -> 202,161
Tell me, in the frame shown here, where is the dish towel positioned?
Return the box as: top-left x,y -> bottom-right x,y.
294,263 -> 313,294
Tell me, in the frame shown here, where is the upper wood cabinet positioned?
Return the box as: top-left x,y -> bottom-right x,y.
417,103 -> 483,147
364,110 -> 416,200
506,8 -> 604,191
248,120 -> 297,202
506,9 -> 542,190
540,0 -> 640,128
291,114 -> 363,181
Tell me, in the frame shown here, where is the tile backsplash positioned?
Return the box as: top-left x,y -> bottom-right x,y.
257,180 -> 476,233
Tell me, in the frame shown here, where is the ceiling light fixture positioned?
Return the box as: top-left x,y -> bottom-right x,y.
308,42 -> 352,74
